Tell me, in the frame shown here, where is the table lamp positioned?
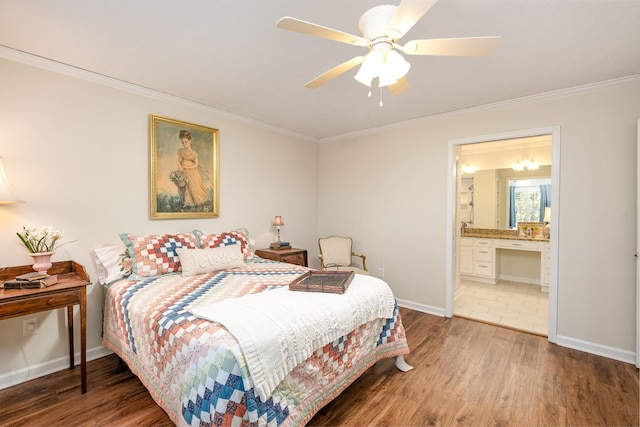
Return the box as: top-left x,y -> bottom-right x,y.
273,216 -> 284,244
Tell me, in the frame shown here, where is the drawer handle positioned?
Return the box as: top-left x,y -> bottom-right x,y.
479,250 -> 489,254
47,297 -> 57,305
511,243 -> 523,246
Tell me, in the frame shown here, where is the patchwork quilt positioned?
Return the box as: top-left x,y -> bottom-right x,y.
102,257 -> 409,426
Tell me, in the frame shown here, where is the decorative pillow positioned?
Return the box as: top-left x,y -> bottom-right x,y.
235,227 -> 256,248
92,243 -> 133,286
119,233 -> 198,278
176,246 -> 245,277
194,229 -> 253,260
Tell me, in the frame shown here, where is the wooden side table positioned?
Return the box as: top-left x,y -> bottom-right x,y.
0,261 -> 91,393
255,247 -> 308,267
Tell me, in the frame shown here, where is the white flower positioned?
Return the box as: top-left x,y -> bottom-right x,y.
17,225 -> 73,253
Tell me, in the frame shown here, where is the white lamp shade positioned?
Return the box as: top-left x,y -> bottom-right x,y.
0,157 -> 23,204
385,50 -> 410,79
273,216 -> 284,227
377,50 -> 410,88
354,50 -> 384,87
543,207 -> 551,223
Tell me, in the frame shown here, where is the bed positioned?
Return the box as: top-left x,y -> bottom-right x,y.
97,229 -> 410,426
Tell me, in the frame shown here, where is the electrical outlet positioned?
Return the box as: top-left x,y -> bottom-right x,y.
23,318 -> 38,336
378,267 -> 385,278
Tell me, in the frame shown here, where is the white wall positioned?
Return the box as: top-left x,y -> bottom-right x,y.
0,56 -> 319,387
319,79 -> 640,361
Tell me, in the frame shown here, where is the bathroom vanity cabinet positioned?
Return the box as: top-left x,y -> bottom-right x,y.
460,236 -> 550,292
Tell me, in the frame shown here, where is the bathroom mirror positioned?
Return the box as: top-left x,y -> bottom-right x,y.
458,135 -> 552,230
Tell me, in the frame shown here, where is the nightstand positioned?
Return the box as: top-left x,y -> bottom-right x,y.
255,247 -> 308,267
0,261 -> 91,393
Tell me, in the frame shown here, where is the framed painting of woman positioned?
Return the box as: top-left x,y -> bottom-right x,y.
150,115 -> 220,219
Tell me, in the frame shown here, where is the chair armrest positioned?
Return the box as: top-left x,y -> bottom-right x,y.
351,252 -> 367,272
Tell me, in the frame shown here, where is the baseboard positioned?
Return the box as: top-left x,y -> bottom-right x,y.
396,298 -> 445,317
555,334 -> 636,365
498,274 -> 540,285
0,345 -> 113,391
396,298 -> 636,365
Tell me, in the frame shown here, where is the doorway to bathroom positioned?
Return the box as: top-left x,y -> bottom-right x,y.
445,127 -> 560,342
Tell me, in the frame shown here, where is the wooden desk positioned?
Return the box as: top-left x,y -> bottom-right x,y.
0,261 -> 90,393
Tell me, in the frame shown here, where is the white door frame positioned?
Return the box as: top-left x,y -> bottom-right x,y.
636,119 -> 639,368
445,126 -> 561,343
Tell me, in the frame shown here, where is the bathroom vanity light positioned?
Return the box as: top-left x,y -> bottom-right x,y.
512,157 -> 539,171
461,163 -> 475,174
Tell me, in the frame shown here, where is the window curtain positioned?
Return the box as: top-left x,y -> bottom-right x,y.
509,186 -> 516,228
539,185 -> 551,220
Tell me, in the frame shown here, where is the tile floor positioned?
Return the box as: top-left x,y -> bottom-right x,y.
454,279 -> 549,336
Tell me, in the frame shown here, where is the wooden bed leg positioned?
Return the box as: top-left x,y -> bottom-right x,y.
117,356 -> 127,374
395,355 -> 413,372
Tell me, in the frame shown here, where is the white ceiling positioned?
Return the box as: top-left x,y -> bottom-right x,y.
1,0 -> 639,140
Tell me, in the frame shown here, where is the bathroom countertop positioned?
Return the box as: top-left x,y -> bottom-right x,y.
461,227 -> 549,242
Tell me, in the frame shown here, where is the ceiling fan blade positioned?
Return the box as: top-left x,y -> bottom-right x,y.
385,0 -> 439,39
304,56 -> 365,89
277,17 -> 367,47
389,76 -> 410,95
403,36 -> 502,56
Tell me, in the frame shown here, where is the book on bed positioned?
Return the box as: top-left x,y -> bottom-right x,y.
288,270 -> 355,294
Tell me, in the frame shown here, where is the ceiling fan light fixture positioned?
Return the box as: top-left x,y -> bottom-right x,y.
354,50 -> 384,86
354,71 -> 373,87
385,50 -> 410,79
377,50 -> 410,88
378,73 -> 398,88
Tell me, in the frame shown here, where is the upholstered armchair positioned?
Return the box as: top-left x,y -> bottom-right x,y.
318,236 -> 368,275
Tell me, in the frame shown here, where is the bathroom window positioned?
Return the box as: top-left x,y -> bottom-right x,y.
508,179 -> 551,228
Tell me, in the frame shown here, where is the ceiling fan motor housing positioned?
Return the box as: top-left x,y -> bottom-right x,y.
358,5 -> 398,41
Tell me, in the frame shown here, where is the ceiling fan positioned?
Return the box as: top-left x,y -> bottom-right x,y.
276,0 -> 501,96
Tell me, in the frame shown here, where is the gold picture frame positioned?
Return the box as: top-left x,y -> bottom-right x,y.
517,221 -> 545,239
150,115 -> 219,219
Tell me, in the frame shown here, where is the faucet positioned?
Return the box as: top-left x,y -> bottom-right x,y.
461,221 -> 468,233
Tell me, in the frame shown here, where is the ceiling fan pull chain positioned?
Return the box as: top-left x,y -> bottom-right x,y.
379,87 -> 384,107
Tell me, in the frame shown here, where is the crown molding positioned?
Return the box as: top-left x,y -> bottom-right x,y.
3,44 -> 637,145
0,45 -> 318,143
320,74 -> 640,143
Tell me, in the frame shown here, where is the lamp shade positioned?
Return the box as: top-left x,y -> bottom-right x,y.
354,49 -> 410,88
543,207 -> 551,223
0,157 -> 23,204
354,50 -> 383,87
273,216 -> 284,227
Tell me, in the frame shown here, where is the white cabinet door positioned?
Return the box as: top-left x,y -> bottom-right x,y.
460,238 -> 474,275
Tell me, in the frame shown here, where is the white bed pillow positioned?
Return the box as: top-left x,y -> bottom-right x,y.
92,243 -> 132,285
176,245 -> 245,277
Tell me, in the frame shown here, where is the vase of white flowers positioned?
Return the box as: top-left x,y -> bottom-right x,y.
17,226 -> 74,273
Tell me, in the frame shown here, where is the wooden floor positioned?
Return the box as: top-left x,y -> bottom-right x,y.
1,308 -> 637,426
